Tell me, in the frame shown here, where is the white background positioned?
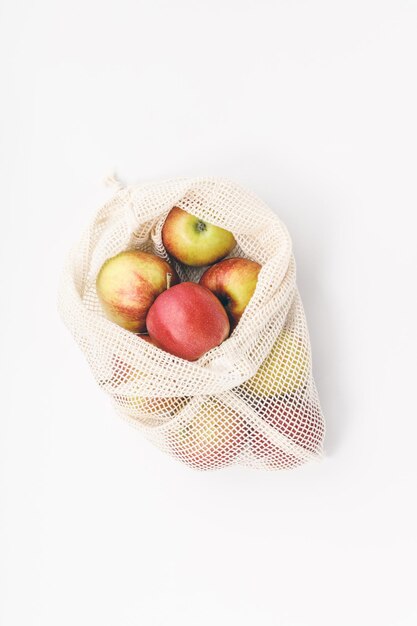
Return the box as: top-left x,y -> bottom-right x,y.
1,1 -> 416,625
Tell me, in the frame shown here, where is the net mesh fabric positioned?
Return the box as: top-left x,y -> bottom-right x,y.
58,177 -> 325,470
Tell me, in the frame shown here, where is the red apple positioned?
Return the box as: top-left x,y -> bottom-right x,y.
137,334 -> 159,347
199,257 -> 261,330
146,282 -> 230,361
96,250 -> 178,333
162,206 -> 236,267
170,399 -> 245,469
249,398 -> 324,469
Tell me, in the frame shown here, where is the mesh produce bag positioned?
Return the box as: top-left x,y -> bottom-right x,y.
58,177 -> 325,470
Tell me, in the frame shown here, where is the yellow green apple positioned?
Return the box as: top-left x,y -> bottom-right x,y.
162,206 -> 236,267
244,329 -> 309,397
169,399 -> 245,470
114,393 -> 186,423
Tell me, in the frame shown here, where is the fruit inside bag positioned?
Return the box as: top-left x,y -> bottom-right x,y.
59,177 -> 325,471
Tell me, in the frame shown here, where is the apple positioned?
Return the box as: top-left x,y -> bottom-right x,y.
244,329 -> 309,397
138,334 -> 156,344
249,398 -> 324,469
137,334 -> 159,347
100,336 -> 158,388
170,399 -> 246,469
96,250 -> 178,333
199,257 -> 261,330
114,393 -> 187,425
109,337 -> 187,423
107,336 -> 155,389
146,282 -> 230,361
162,206 -> 236,267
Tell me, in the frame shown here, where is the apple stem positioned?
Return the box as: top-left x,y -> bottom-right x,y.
166,273 -> 172,289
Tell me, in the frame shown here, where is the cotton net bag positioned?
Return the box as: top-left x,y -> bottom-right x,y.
58,177 -> 325,471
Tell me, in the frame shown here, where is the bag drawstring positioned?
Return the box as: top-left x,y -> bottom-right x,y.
103,172 -> 125,191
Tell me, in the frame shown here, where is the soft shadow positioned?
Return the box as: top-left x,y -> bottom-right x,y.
285,200 -> 348,456
198,162 -> 349,457
297,256 -> 346,456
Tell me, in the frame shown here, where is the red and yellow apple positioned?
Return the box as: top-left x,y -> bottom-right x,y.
162,206 -> 236,267
250,398 -> 324,469
199,257 -> 261,330
146,282 -> 230,361
101,336 -> 158,388
109,338 -> 187,422
170,399 -> 245,469
244,329 -> 309,397
96,250 -> 178,333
